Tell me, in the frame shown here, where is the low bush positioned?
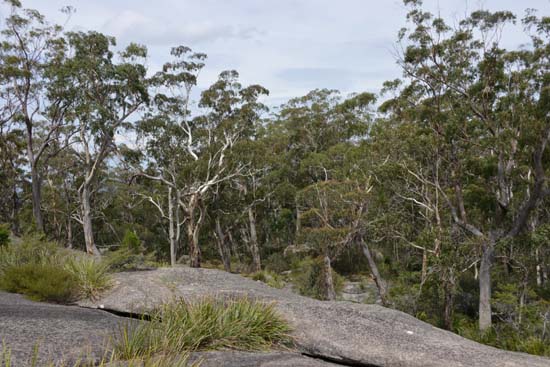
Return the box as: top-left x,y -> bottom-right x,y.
0,236 -> 62,275
113,297 -> 292,360
248,270 -> 285,289
290,257 -> 344,300
105,231 -> 158,272
0,263 -> 78,303
104,247 -> 158,272
264,252 -> 291,273
64,256 -> 112,300
0,224 -> 9,247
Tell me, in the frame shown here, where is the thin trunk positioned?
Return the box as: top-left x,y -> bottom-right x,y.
81,184 -> 100,256
479,238 -> 494,331
228,231 -> 241,263
443,271 -> 455,331
322,252 -> 336,301
215,218 -> 231,272
25,118 -> 44,233
421,248 -> 428,285
30,163 -> 44,232
295,198 -> 301,235
188,194 -> 202,268
188,224 -> 201,268
248,206 -> 261,272
361,238 -> 388,305
66,215 -> 73,249
168,187 -> 177,267
11,182 -> 20,235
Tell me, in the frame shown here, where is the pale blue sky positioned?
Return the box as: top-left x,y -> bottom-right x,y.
2,0 -> 549,106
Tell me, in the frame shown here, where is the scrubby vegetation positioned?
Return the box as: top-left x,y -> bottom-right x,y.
0,263 -> 78,303
113,297 -> 292,360
101,229 -> 158,272
1,0 -> 549,358
0,237 -> 111,303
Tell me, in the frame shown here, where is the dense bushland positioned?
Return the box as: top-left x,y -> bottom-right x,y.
0,0 -> 549,356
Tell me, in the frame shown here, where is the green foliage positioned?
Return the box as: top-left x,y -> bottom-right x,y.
456,317 -> 550,357
121,230 -> 142,252
0,264 -> 78,303
64,256 -> 111,300
291,257 -> 344,300
105,231 -> 156,272
0,225 -> 9,247
104,246 -> 158,272
264,252 -> 291,273
0,237 -> 111,302
248,270 -> 285,289
113,297 -> 292,360
0,236 -> 63,275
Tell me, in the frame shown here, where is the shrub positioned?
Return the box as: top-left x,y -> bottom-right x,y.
122,229 -> 142,252
105,230 -> 157,272
264,252 -> 290,273
104,247 -> 158,272
0,224 -> 9,247
113,297 -> 292,360
248,270 -> 285,289
291,257 -> 344,300
64,256 -> 112,300
0,263 -> 78,303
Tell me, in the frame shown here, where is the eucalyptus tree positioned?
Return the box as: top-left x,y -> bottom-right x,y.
133,46 -> 206,266
181,70 -> 268,267
0,2 -> 72,232
135,46 -> 268,267
391,0 -> 550,330
53,32 -> 149,255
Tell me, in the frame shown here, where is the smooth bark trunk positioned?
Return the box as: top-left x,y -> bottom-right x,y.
248,207 -> 261,272
361,238 -> 388,305
443,272 -> 455,330
187,194 -> 202,268
479,238 -> 494,331
322,252 -> 336,301
168,187 -> 177,266
215,218 -> 231,272
30,163 -> 44,232
81,185 -> 100,256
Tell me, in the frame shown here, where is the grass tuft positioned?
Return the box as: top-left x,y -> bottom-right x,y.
0,263 -> 78,303
64,256 -> 112,300
113,297 -> 292,360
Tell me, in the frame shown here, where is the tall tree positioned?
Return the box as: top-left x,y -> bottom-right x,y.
0,3 -> 69,232
391,1 -> 550,330
55,32 -> 148,254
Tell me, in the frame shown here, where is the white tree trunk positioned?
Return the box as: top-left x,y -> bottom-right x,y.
248,207 -> 261,272
81,184 -> 100,256
479,238 -> 494,331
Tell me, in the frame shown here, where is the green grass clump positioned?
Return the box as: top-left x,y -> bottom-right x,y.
0,237 -> 112,303
114,297 -> 292,360
64,256 -> 112,300
0,263 -> 78,303
248,270 -> 285,289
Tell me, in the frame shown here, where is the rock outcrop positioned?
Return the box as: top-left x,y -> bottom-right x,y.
0,291 -> 339,367
79,266 -> 550,367
0,291 -> 120,366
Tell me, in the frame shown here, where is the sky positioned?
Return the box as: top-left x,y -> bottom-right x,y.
1,0 -> 549,107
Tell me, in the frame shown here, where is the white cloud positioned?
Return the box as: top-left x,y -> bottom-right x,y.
102,9 -> 264,46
